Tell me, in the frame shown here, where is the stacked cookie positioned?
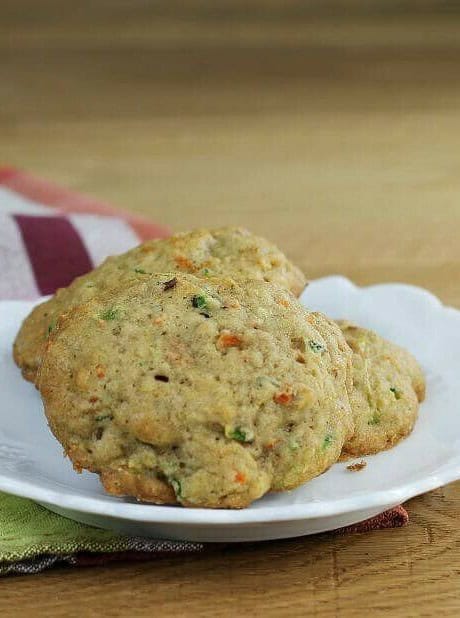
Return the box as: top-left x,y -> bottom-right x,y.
13,228 -> 425,508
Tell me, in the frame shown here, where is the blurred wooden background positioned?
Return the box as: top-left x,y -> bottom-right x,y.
1,2 -> 460,615
2,1 -> 460,302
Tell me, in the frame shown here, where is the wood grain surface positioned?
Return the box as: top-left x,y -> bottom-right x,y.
1,2 -> 459,615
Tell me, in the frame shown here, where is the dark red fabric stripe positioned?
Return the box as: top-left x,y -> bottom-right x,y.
14,215 -> 93,295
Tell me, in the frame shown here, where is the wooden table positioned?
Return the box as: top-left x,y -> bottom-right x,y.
1,2 -> 459,615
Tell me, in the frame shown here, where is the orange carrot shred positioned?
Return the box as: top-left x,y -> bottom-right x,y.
174,255 -> 196,271
273,391 -> 293,405
218,332 -> 243,348
234,471 -> 246,484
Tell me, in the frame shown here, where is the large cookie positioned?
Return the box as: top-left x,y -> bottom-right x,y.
338,321 -> 425,458
14,227 -> 306,383
38,275 -> 351,509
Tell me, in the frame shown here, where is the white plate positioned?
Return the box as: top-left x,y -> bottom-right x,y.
0,276 -> 459,543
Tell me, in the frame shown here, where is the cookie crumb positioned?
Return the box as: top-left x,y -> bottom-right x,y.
346,460 -> 367,472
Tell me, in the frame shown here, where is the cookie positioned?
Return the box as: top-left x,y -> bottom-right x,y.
38,274 -> 351,509
14,227 -> 306,383
337,321 -> 425,458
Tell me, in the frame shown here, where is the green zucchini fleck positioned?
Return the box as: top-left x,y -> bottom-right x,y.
191,294 -> 211,317
95,414 -> 113,422
46,320 -> 56,338
192,295 -> 207,309
99,307 -> 120,321
225,426 -> 254,443
309,340 -> 326,353
390,386 -> 402,400
170,478 -> 182,498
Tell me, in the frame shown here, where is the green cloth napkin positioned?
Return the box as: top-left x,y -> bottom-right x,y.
0,492 -> 202,575
0,491 -> 409,575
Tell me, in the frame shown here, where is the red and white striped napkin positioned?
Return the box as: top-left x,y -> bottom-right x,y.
0,167 -> 169,300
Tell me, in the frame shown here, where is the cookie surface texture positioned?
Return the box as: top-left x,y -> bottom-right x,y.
38,275 -> 350,509
338,321 -> 425,458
